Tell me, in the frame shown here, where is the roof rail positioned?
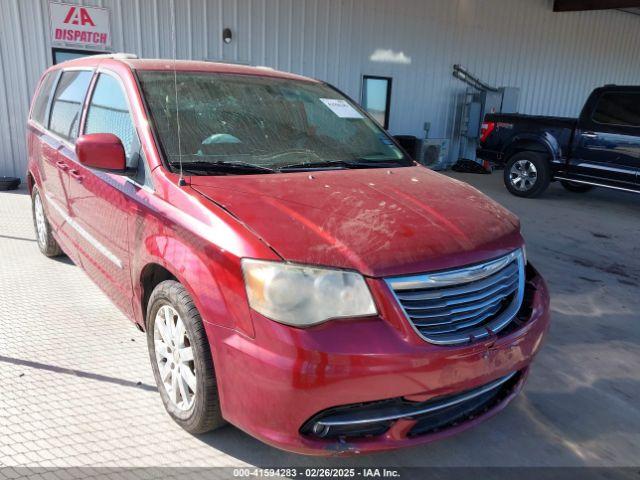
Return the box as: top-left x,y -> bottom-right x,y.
89,52 -> 138,60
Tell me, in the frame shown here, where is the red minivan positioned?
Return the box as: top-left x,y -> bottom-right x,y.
26,54 -> 550,455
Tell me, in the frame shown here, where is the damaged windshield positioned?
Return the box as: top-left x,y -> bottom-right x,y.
137,71 -> 410,174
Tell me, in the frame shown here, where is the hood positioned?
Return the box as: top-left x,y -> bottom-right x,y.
190,166 -> 522,277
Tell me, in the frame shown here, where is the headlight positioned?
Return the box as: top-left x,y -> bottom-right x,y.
241,259 -> 377,326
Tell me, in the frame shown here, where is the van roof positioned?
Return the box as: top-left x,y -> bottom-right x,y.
49,55 -> 318,83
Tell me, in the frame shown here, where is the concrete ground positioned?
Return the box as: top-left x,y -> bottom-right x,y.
0,172 -> 638,469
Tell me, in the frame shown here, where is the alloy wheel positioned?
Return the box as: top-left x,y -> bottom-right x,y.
509,159 -> 538,192
154,305 -> 197,411
34,193 -> 47,248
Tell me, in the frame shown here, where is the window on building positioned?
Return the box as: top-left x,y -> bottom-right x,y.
592,92 -> 640,128
361,76 -> 392,129
31,72 -> 57,126
85,74 -> 139,164
48,70 -> 93,142
52,48 -> 104,65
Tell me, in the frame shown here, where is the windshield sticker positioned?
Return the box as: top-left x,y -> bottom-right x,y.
320,98 -> 363,119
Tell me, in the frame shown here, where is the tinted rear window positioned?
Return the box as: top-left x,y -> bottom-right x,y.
592,92 -> 640,128
31,72 -> 57,126
49,70 -> 93,142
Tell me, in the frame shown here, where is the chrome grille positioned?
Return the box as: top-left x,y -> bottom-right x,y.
386,250 -> 525,345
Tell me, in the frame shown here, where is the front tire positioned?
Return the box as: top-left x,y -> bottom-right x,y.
146,280 -> 225,434
31,186 -> 63,257
561,180 -> 594,193
503,152 -> 551,198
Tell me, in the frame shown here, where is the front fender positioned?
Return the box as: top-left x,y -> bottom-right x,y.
131,234 -> 255,338
127,172 -> 283,339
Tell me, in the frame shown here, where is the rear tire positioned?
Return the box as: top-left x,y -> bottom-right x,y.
560,180 -> 594,193
503,152 -> 551,198
146,280 -> 225,434
31,186 -> 63,257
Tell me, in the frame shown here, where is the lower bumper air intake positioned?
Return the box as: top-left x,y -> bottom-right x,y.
301,370 -> 523,440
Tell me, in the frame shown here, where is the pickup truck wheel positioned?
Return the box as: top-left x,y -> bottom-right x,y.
560,180 -> 594,193
31,186 -> 63,257
146,280 -> 225,434
504,152 -> 551,198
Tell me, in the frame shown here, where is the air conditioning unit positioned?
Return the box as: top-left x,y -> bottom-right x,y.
419,139 -> 450,170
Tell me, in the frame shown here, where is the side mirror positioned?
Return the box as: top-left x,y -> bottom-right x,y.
76,133 -> 126,173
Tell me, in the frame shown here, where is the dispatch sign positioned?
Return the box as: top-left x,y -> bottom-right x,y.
49,2 -> 111,49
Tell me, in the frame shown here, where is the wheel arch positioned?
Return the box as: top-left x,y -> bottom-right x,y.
27,171 -> 35,194
139,263 -> 178,330
503,133 -> 560,165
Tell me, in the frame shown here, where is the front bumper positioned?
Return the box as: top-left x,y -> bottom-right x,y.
204,264 -> 550,456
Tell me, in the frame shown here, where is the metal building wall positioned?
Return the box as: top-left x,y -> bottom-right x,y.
1,0 -> 640,178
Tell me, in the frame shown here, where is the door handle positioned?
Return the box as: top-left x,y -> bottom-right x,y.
69,170 -> 83,182
56,160 -> 69,171
582,132 -> 598,139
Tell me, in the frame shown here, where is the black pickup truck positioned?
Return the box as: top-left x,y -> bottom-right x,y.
477,85 -> 640,197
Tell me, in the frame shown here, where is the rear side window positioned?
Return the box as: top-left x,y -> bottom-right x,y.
49,70 -> 93,142
592,92 -> 640,128
31,72 -> 57,126
85,74 -> 139,162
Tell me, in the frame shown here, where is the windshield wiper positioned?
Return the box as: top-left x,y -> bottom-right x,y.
278,159 -> 405,172
355,154 -> 411,165
169,160 -> 276,175
278,160 -> 353,171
